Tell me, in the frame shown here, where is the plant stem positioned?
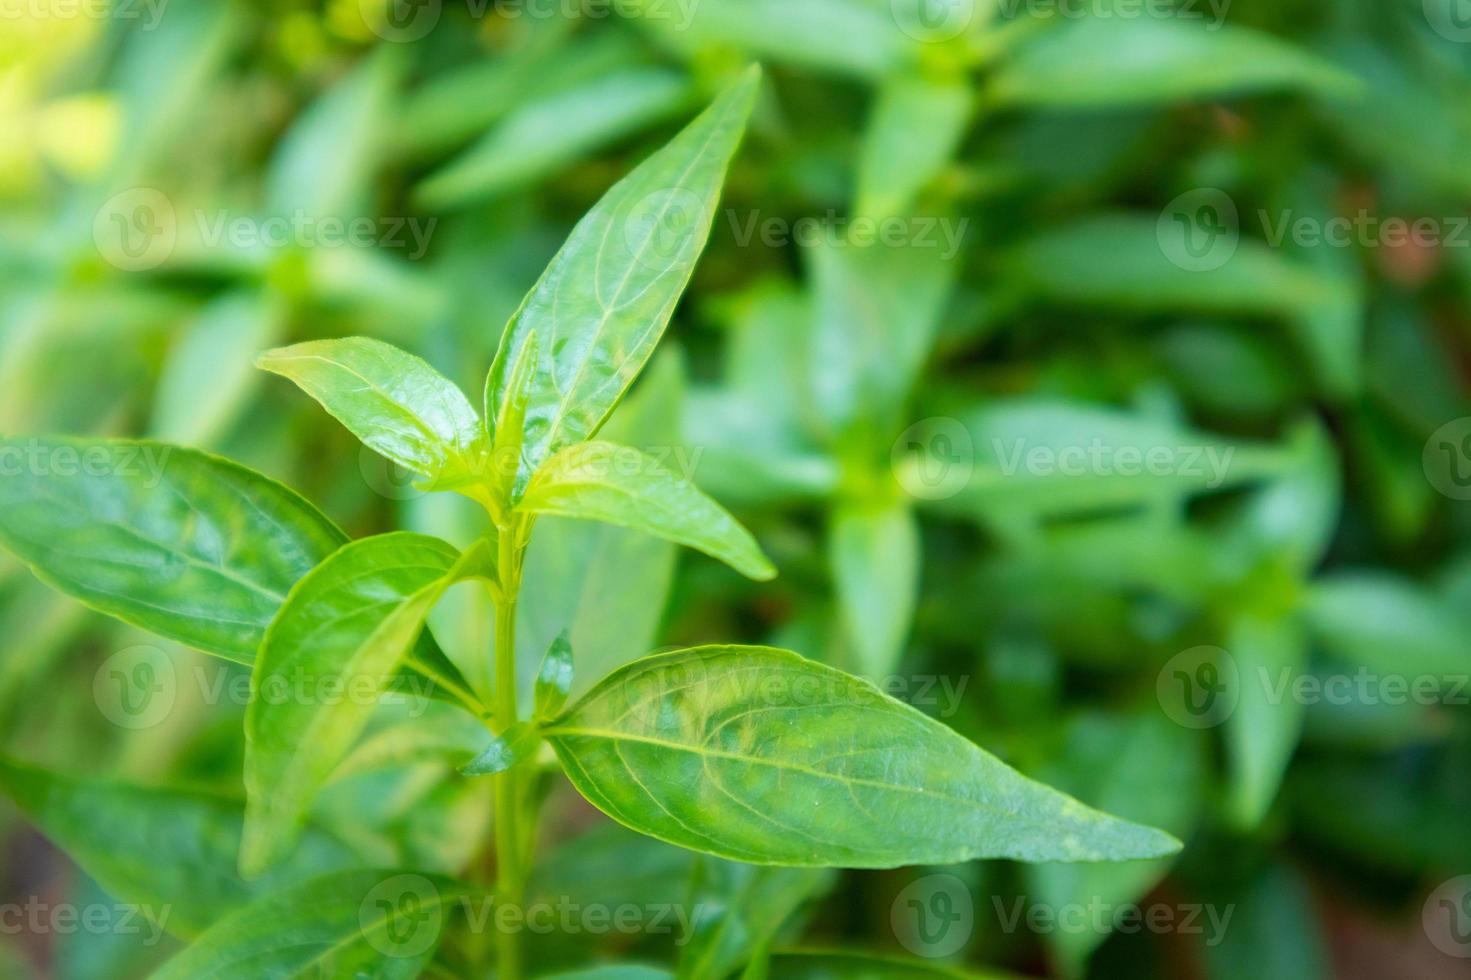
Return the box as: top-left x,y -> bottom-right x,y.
492,520 -> 525,980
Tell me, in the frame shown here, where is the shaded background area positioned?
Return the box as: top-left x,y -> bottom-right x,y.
2,0 -> 1470,976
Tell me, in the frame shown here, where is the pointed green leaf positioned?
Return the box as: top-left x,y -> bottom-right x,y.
151,870 -> 471,980
854,74 -> 973,220
535,630 -> 575,719
0,758 -> 359,939
0,437 -> 343,663
415,66 -> 691,208
461,721 -> 541,777
485,66 -> 760,484
257,337 -> 484,485
1226,614 -> 1307,828
991,18 -> 1359,109
519,441 -> 775,581
830,498 -> 919,678
543,646 -> 1182,867
489,331 -> 540,504
242,533 -> 490,876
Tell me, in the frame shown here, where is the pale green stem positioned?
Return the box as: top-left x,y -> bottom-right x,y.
492,521 -> 525,980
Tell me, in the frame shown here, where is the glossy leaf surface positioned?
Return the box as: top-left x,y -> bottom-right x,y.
520,441 -> 775,581
544,646 -> 1182,866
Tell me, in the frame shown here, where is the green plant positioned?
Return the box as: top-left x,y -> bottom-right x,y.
0,67 -> 1182,978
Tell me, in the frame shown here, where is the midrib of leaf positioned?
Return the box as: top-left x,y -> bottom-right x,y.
537,94 -> 738,455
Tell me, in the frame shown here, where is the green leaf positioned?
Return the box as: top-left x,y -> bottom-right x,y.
484,66 -> 760,485
542,969 -> 673,980
535,630 -> 575,719
415,66 -> 692,208
488,331 -> 539,504
149,290 -> 285,447
242,533 -> 490,876
519,441 -> 775,582
809,235 -> 956,439
990,18 -> 1359,109
678,862 -> 835,980
0,436 -> 343,663
266,46 -> 398,220
151,870 -> 470,979
461,721 -> 541,777
0,758 -> 359,939
1024,711 -> 1203,975
1225,613 -> 1307,828
256,337 -> 484,486
830,498 -> 919,677
854,74 -> 972,220
543,646 -> 1182,867
1303,572 -> 1471,679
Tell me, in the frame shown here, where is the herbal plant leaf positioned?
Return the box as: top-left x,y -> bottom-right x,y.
1225,613 -> 1307,828
677,862 -> 835,980
461,721 -> 541,777
0,758 -> 359,939
484,66 -> 760,486
242,533 -> 490,876
519,441 -> 775,582
0,436 -> 344,663
543,646 -> 1182,867
854,73 -> 972,220
990,18 -> 1359,109
151,870 -> 471,980
830,497 -> 919,678
534,630 -> 575,719
256,337 -> 484,485
489,331 -> 539,504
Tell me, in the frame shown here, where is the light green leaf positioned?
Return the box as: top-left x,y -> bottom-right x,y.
519,441 -> 775,581
256,337 -> 484,485
242,533 -> 490,876
1304,572 -> 1471,679
535,630 -> 575,719
678,861 -> 835,980
991,18 -> 1358,109
1025,711 -> 1203,975
0,436 -> 343,662
0,758 -> 359,939
461,721 -> 541,777
765,950 -> 1017,979
489,331 -> 539,504
151,870 -> 470,980
809,235 -> 956,439
266,46 -> 398,220
854,74 -> 972,220
543,646 -> 1182,866
1225,613 -> 1307,828
415,66 -> 692,208
149,291 -> 284,447
830,498 -> 919,677
484,66 -> 760,485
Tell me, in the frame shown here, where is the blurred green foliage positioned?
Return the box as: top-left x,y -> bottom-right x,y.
2,0 -> 1471,977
